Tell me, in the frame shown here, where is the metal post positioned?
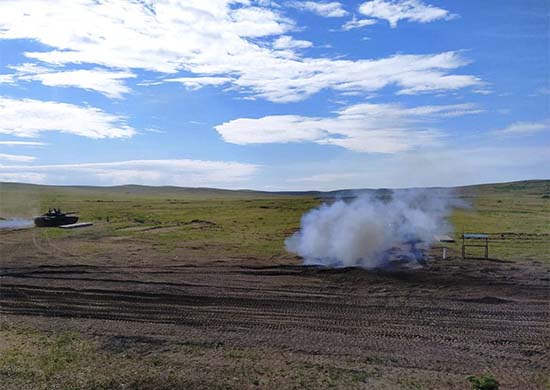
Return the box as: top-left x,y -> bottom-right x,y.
485,237 -> 489,259
443,247 -> 447,260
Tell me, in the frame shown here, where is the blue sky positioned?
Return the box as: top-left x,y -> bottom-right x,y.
0,0 -> 548,190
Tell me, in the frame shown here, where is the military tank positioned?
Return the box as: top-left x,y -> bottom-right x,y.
34,208 -> 79,227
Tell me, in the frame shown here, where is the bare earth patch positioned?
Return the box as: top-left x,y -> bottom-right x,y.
0,228 -> 548,389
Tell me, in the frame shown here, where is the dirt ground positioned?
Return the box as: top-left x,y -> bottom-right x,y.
1,227 -> 549,389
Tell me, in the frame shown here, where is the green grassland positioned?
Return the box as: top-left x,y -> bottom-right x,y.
450,180 -> 549,261
1,180 -> 548,261
0,183 -> 319,259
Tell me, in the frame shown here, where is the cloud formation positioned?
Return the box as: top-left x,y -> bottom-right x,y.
273,35 -> 313,50
9,63 -> 136,99
0,74 -> 15,84
0,153 -> 36,162
0,141 -> 48,146
0,159 -> 259,187
342,17 -> 377,30
215,102 -> 482,153
0,1 -> 479,102
236,51 -> 482,102
291,1 -> 348,17
359,0 -> 455,28
165,76 -> 234,90
494,120 -> 550,136
0,97 -> 135,139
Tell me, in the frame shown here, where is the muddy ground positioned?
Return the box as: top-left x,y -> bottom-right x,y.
0,227 -> 549,389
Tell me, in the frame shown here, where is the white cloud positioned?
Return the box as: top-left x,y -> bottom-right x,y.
494,120 -> 550,136
273,35 -> 313,50
230,6 -> 294,36
0,96 -> 135,139
143,128 -> 166,134
0,1 -> 292,73
0,172 -> 45,183
0,141 -> 48,146
0,74 -> 15,83
10,64 -> 136,99
164,76 -> 235,90
0,1 -> 480,102
237,51 -> 482,102
0,153 -> 36,162
342,17 -> 377,30
0,159 -> 259,187
291,1 -> 348,17
215,102 -> 482,153
359,0 -> 455,28
7,63 -> 49,74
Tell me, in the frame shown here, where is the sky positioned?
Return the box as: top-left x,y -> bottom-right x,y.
0,0 -> 548,190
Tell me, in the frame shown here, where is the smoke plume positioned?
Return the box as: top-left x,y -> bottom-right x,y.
0,218 -> 34,229
285,189 -> 460,268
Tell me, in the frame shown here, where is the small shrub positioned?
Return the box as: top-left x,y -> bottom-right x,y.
467,374 -> 499,390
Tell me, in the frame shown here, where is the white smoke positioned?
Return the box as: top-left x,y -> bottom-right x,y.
0,218 -> 34,229
285,189 -> 460,269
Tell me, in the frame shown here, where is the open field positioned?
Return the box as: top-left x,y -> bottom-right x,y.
0,180 -> 549,389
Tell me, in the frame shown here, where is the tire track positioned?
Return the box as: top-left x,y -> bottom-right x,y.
2,258 -> 549,377
1,283 -> 547,348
